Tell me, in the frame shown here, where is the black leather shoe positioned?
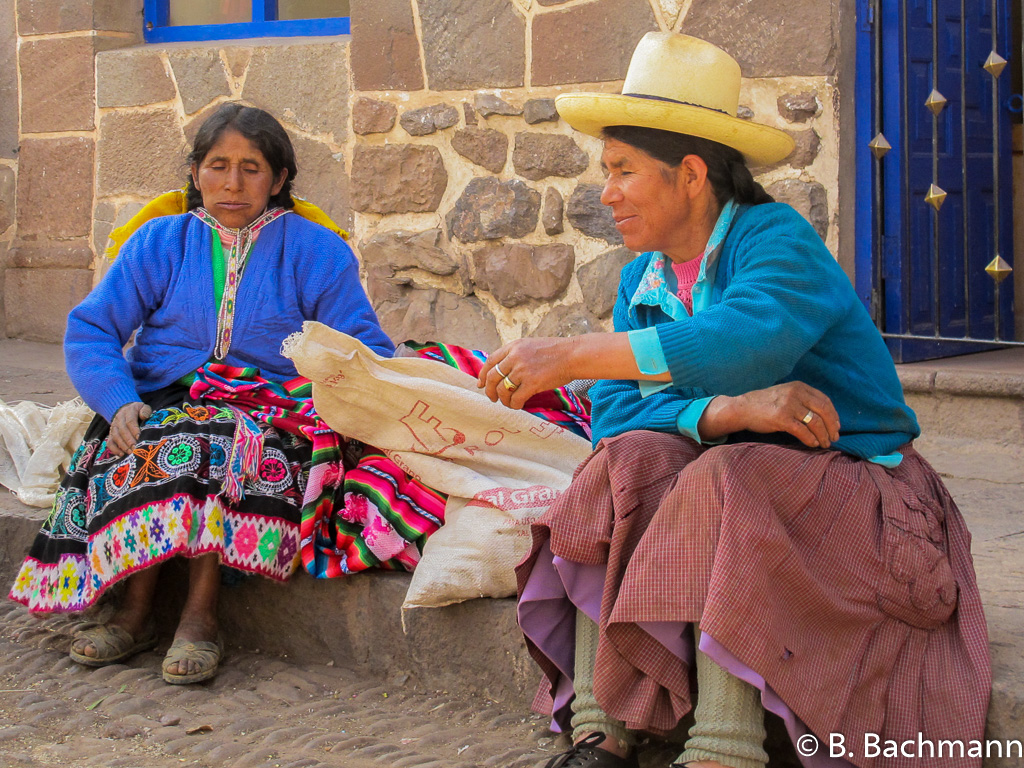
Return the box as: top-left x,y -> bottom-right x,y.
543,732 -> 640,768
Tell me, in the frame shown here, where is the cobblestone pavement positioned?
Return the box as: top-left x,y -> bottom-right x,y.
0,600 -> 586,768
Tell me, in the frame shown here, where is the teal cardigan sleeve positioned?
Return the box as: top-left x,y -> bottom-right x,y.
656,205 -> 848,395
590,260 -> 716,446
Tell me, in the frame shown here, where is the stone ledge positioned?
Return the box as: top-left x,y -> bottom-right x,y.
897,366 -> 1024,398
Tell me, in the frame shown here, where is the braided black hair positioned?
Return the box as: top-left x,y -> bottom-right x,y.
602,125 -> 773,208
185,103 -> 297,211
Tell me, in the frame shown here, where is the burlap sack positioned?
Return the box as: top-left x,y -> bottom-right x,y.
283,322 -> 592,609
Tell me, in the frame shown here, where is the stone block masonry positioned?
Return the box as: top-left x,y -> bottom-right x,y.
2,0 -> 844,350
346,0 -> 844,349
5,1 -> 144,343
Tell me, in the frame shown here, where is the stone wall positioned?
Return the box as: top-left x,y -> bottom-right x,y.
5,0 -> 142,342
5,0 -> 840,347
0,0 -> 19,338
90,37 -> 353,298
347,0 -> 840,349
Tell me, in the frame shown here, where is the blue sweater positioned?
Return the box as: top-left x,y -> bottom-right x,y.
590,203 -> 920,460
65,213 -> 394,422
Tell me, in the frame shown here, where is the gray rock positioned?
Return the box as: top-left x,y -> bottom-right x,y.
472,243 -> 575,307
542,187 -> 565,236
750,128 -> 820,173
96,109 -> 187,198
513,133 -> 589,181
18,137 -> 95,238
419,0 -> 526,89
447,177 -> 541,242
374,287 -> 502,350
0,165 -> 14,233
222,46 -> 251,78
524,99 -> 558,125
19,36 -> 96,132
243,43 -> 348,136
349,0 -> 424,90
463,102 -> 478,126
474,93 -> 523,118
578,246 -> 636,318
351,145 -> 448,214
766,178 -> 829,240
96,47 -> 176,108
778,92 -> 820,123
400,104 -> 460,136
532,0 -> 658,86
567,184 -> 622,244
0,0 -> 17,158
737,105 -> 755,120
531,305 -> 603,337
288,131 -> 351,229
167,48 -> 231,115
360,229 -> 460,276
682,0 -> 835,78
352,97 -> 398,135
451,128 -> 508,173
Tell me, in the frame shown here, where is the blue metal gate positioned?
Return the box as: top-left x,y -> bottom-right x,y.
855,0 -> 1017,362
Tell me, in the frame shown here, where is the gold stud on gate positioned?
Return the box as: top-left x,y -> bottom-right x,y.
925,89 -> 948,116
924,184 -> 947,211
983,51 -> 1008,78
869,133 -> 891,159
985,255 -> 1013,284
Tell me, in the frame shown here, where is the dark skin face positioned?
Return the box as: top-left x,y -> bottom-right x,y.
599,137 -> 719,263
190,128 -> 288,229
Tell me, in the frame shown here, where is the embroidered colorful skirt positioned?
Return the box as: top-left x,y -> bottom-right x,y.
10,348 -> 591,615
9,366 -> 448,613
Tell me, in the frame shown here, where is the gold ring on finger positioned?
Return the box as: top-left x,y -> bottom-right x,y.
801,410 -> 814,425
502,376 -> 519,392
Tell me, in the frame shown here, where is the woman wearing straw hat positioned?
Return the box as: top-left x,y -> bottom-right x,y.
478,32 -> 989,768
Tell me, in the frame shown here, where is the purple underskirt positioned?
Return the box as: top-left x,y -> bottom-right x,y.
518,541 -> 854,768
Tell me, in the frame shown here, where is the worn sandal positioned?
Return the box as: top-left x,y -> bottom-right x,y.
161,637 -> 222,685
543,733 -> 639,768
69,622 -> 158,667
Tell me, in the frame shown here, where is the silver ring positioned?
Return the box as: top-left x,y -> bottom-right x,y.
494,362 -> 507,378
801,410 -> 814,425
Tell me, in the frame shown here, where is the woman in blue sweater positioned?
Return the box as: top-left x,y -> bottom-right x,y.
10,104 -> 396,684
480,34 -> 989,768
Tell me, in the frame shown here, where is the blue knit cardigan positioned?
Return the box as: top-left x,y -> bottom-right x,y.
590,203 -> 920,460
65,212 -> 394,422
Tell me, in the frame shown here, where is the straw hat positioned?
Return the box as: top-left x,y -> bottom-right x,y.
555,33 -> 795,166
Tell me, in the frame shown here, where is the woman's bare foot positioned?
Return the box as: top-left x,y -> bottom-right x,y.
577,732 -> 630,759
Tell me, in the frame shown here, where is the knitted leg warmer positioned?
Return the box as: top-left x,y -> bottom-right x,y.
570,609 -> 634,750
676,624 -> 768,768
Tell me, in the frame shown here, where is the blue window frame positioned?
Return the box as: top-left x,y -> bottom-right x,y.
143,0 -> 349,43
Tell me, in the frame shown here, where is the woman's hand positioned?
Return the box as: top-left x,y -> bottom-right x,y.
699,382 -> 840,448
478,338 -> 579,410
108,402 -> 153,457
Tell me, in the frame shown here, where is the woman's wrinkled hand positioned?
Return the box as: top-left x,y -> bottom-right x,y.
702,381 -> 841,448
108,402 -> 153,457
477,337 -> 577,410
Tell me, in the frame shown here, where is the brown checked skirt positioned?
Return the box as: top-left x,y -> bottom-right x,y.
516,431 -> 990,768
